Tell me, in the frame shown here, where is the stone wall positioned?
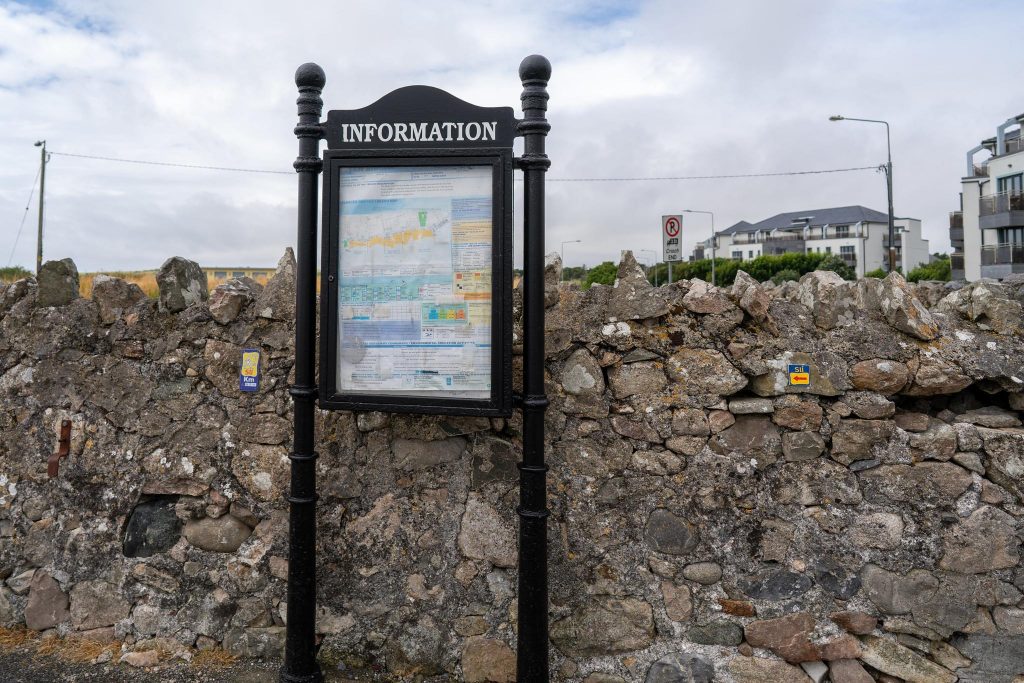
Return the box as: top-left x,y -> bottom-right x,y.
1,250 -> 1023,682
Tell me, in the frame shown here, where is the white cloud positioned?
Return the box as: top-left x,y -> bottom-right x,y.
1,0 -> 1023,273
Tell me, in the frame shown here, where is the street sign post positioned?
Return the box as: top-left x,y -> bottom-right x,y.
662,214 -> 682,284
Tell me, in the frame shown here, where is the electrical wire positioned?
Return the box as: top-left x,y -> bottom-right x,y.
47,149 -> 878,182
545,166 -> 879,181
49,151 -> 292,175
6,165 -> 41,268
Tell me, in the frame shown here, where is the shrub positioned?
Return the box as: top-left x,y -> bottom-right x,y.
583,261 -> 617,290
816,254 -> 856,280
0,266 -> 31,283
907,256 -> 951,282
770,269 -> 800,285
864,267 -> 887,279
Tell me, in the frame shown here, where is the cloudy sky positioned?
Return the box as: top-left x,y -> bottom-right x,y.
1,0 -> 1022,273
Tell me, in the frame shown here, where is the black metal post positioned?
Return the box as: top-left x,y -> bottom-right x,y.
516,54 -> 551,683
281,62 -> 325,683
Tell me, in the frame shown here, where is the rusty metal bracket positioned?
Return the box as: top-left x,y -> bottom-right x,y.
48,420 -> 71,478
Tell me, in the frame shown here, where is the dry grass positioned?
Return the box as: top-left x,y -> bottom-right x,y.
79,271 -> 161,299
54,637 -> 119,663
0,625 -> 37,649
33,636 -> 62,658
190,647 -> 239,668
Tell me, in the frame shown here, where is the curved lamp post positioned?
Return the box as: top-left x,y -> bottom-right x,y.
681,209 -> 715,286
830,115 -> 895,272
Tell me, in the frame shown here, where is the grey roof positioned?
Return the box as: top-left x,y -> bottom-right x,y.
719,205 -> 892,235
718,220 -> 753,236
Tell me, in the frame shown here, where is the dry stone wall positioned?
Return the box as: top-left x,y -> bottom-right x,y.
1,249 -> 1024,682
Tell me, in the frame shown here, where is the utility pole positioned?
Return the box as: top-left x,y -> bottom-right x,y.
34,140 -> 48,275
829,116 -> 895,272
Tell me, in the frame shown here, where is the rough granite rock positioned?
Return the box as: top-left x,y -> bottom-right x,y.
24,571 -> 69,631
183,515 -> 253,552
70,580 -> 130,630
90,274 -> 146,324
544,252 -> 562,309
645,652 -> 713,683
156,256 -> 207,312
457,496 -> 516,568
254,249 -> 295,320
858,635 -> 957,683
938,505 -> 1020,573
37,258 -> 80,307
728,656 -> 813,683
608,251 -> 668,320
645,509 -> 699,555
462,637 -> 516,683
550,597 -> 655,657
849,358 -> 910,394
859,272 -> 939,341
208,277 -> 261,324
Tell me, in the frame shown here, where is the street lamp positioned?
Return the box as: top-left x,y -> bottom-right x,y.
681,209 -> 716,286
829,115 -> 895,272
560,239 -> 581,281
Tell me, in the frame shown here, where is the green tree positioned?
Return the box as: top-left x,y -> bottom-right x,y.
583,261 -> 617,289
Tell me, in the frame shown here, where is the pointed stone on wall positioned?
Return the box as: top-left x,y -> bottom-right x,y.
157,256 -> 208,313
255,248 -> 295,321
37,258 -> 79,307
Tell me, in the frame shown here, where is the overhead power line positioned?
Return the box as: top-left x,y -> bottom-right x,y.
546,166 -> 879,181
49,151 -> 292,175
6,165 -> 42,268
47,149 -> 879,182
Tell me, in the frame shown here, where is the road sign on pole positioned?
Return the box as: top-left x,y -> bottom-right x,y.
662,214 -> 682,263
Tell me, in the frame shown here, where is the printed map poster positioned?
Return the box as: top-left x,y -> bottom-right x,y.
336,165 -> 493,398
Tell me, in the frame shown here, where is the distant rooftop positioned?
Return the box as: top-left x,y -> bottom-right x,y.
718,205 -> 911,235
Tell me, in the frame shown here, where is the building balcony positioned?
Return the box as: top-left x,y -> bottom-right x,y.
949,211 -> 963,229
763,238 -> 805,255
979,191 -> 1024,229
971,163 -> 990,178
980,243 -> 1024,278
951,252 -> 965,280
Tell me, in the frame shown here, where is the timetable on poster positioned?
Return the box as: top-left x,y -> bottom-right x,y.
336,165 -> 493,398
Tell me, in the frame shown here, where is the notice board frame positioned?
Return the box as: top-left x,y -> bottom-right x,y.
319,148 -> 514,417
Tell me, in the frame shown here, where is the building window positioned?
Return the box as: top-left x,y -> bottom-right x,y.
233,271 -> 245,278
998,173 -> 1023,194
214,271 -> 227,279
1001,227 -> 1024,245
840,245 -> 855,261
834,225 -> 850,238
825,246 -> 832,254
748,250 -> 754,258
731,250 -> 742,260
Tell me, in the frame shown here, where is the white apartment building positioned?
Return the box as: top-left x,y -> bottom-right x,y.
952,113 -> 1024,281
693,205 -> 929,278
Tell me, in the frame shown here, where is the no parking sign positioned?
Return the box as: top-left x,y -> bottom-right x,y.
662,214 -> 682,262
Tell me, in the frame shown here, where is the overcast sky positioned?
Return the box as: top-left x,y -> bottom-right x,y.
1,0 -> 1022,273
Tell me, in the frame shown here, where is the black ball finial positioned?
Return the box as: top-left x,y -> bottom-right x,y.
295,62 -> 326,89
519,54 -> 551,82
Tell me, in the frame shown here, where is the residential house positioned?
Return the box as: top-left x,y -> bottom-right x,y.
693,206 -> 929,278
952,113 -> 1024,280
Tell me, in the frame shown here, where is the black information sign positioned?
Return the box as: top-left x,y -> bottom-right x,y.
284,57 -> 553,683
320,87 -> 514,416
